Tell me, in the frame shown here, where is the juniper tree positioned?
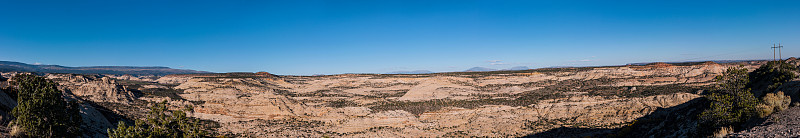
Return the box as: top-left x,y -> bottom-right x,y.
10,74 -> 82,137
108,101 -> 206,138
748,61 -> 798,96
698,66 -> 758,132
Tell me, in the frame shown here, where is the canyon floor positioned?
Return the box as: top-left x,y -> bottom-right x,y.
3,60 -> 796,137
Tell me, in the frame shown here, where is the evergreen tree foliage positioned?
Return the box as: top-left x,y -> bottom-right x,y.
698,67 -> 758,130
748,61 -> 798,95
108,101 -> 207,138
9,74 -> 82,137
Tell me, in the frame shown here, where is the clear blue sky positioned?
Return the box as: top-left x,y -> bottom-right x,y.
1,0 -> 798,75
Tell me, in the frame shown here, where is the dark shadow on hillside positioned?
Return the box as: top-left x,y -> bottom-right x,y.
774,81 -> 800,103
522,127 -> 613,138
522,97 -> 707,138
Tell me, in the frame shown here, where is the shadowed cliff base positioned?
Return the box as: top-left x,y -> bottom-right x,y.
522,127 -> 614,138
523,98 -> 707,138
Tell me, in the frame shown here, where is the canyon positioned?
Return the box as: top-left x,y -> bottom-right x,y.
2,60 -> 796,137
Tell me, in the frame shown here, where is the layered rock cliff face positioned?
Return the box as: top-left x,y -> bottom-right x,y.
106,74 -> 159,82
0,61 -> 768,137
46,74 -> 136,103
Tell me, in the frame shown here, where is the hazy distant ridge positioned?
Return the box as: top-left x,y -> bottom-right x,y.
464,66 -> 530,72
0,61 -> 211,76
387,70 -> 434,74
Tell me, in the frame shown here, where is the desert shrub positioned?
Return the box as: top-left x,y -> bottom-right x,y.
760,91 -> 791,115
755,103 -> 773,118
711,126 -> 733,138
698,67 -> 758,131
9,74 -> 82,137
755,91 -> 792,118
108,101 -> 207,138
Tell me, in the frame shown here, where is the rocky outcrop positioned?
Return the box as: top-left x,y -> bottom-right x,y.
176,78 -> 316,123
106,74 -> 158,82
46,74 -> 135,103
155,75 -> 193,84
397,76 -> 476,101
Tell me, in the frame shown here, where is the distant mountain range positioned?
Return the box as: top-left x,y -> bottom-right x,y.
464,66 -> 531,72
386,70 -> 435,74
507,66 -> 530,70
0,61 -> 211,76
465,67 -> 497,72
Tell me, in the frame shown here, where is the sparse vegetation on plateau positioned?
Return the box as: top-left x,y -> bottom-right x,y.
369,92 -> 565,115
327,99 -> 360,108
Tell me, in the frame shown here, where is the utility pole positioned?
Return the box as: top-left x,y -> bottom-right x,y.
778,43 -> 783,60
772,44 -> 778,61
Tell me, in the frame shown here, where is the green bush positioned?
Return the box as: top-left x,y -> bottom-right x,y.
748,61 -> 798,95
698,67 -> 758,131
108,101 -> 207,138
9,74 -> 82,137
